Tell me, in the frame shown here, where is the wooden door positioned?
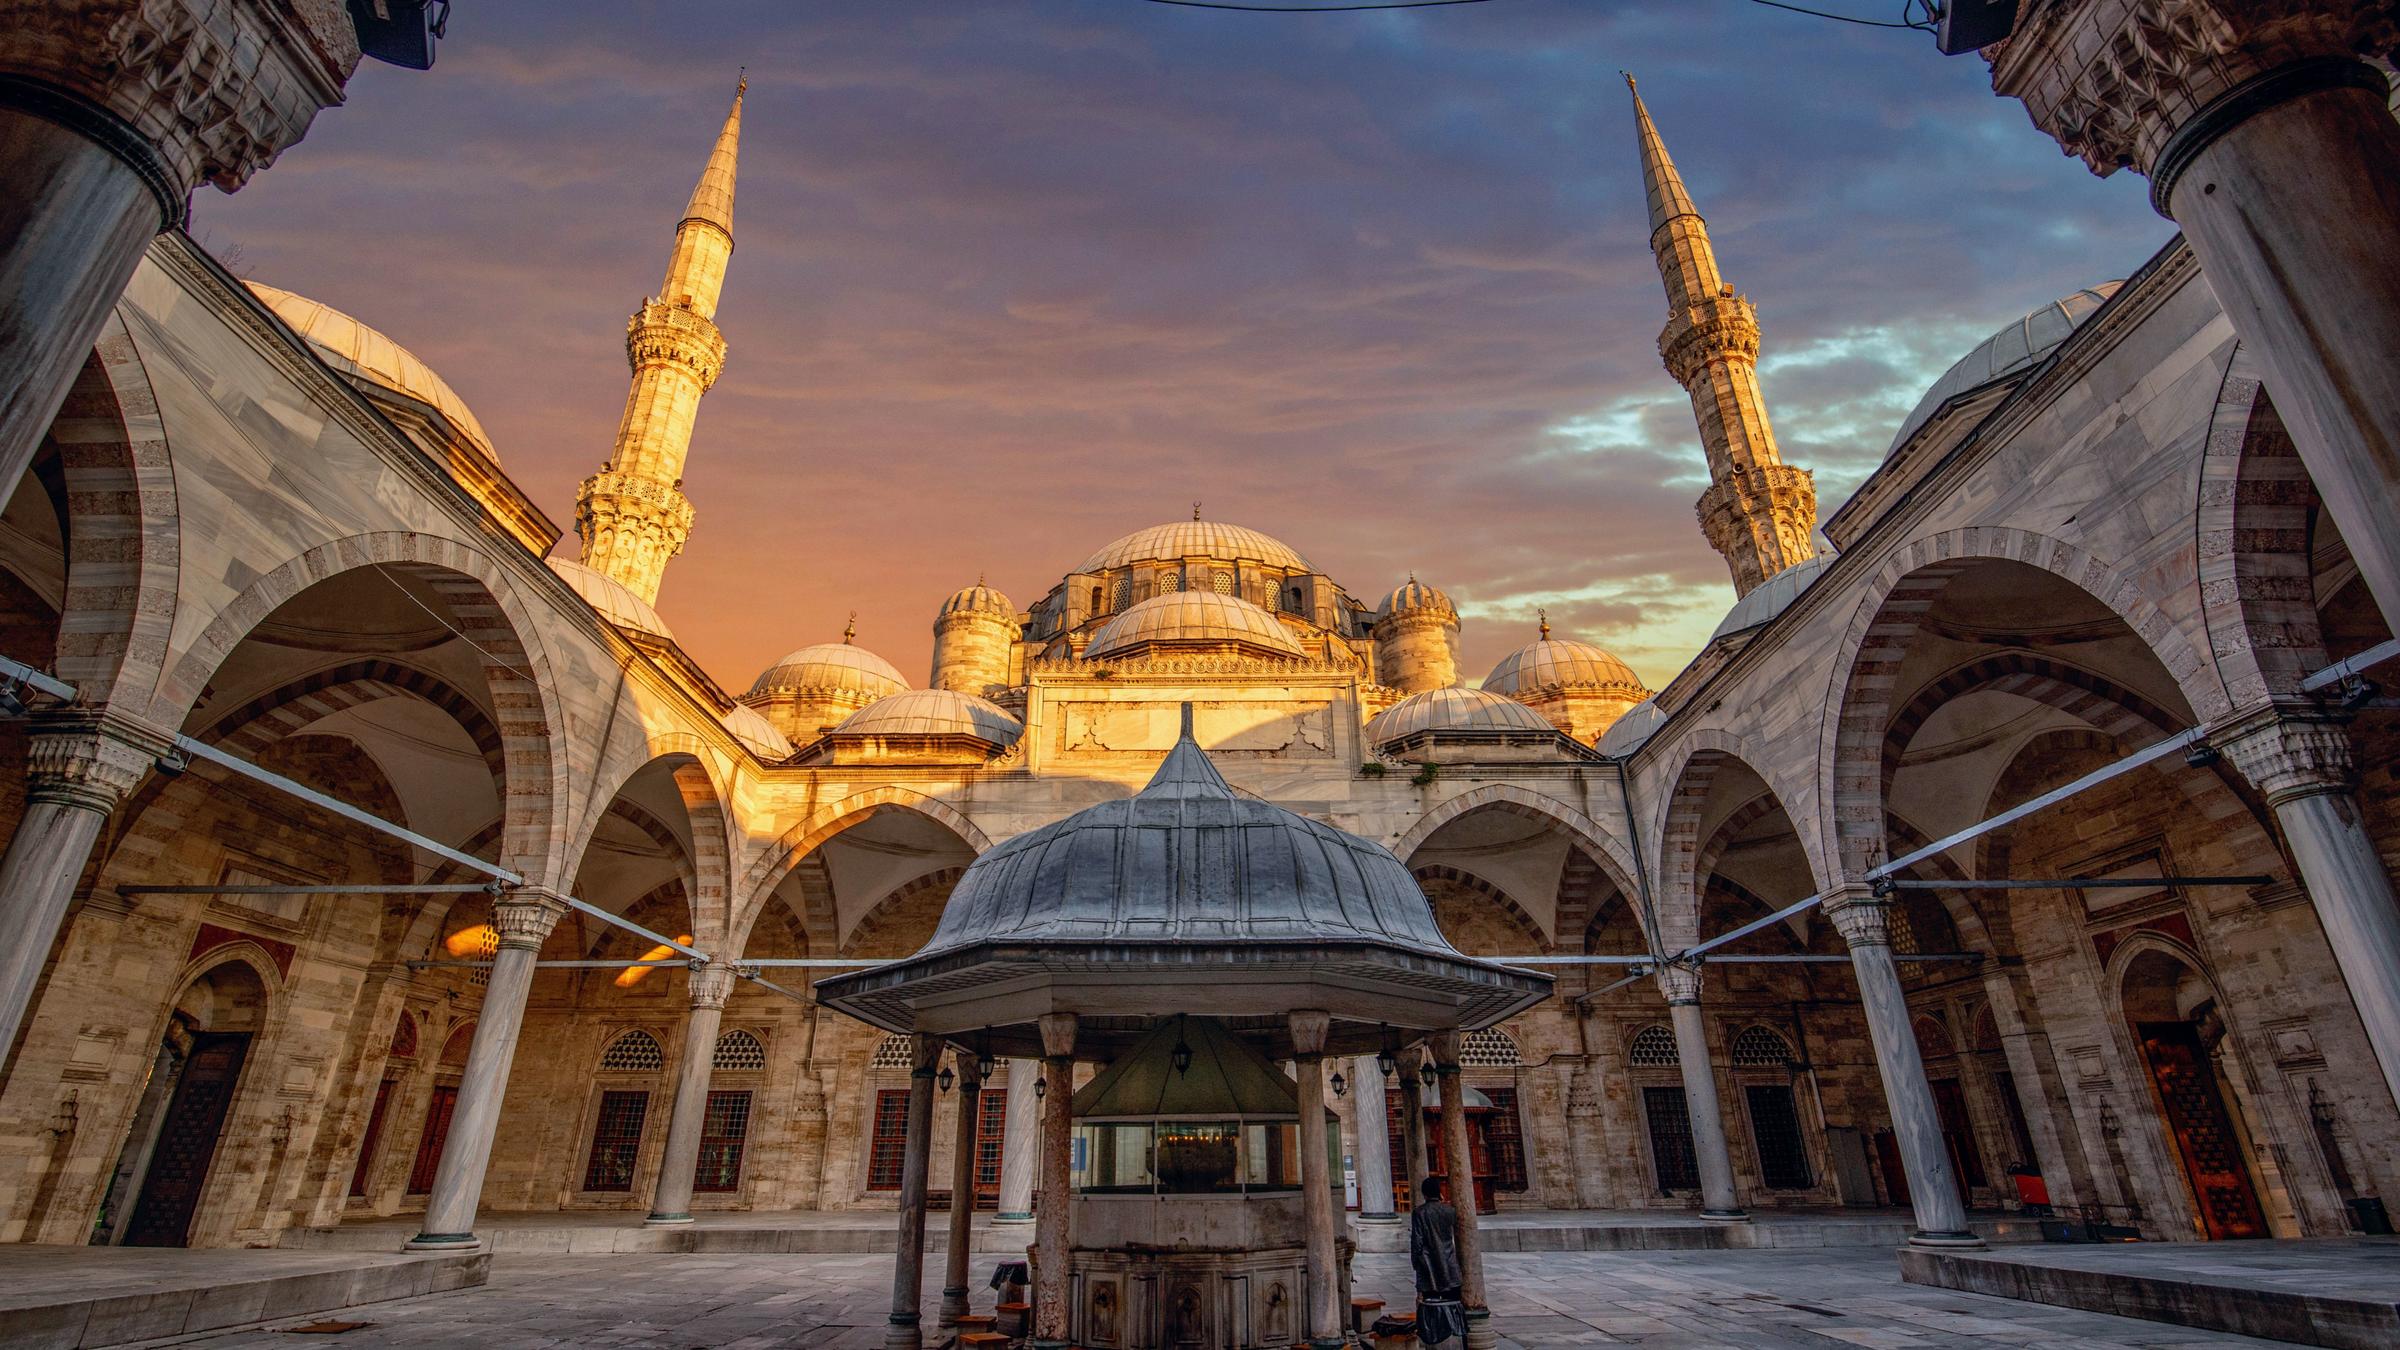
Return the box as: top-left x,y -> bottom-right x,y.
123,1032 -> 249,1247
349,1078 -> 396,1197
2137,1021 -> 2267,1239
407,1083 -> 458,1194
1873,1127 -> 1911,1209
1928,1078 -> 1988,1189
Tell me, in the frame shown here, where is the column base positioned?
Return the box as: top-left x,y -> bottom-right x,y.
881,1309 -> 921,1350
403,1231 -> 481,1252
644,1212 -> 694,1226
1355,1210 -> 1401,1224
1907,1229 -> 1987,1250
1464,1305 -> 1498,1350
937,1285 -> 969,1325
1309,1337 -> 1345,1350
1029,1341 -> 1071,1350
1700,1208 -> 1751,1222
991,1210 -> 1034,1225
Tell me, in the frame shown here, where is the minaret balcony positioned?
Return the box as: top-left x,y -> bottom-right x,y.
624,301 -> 728,385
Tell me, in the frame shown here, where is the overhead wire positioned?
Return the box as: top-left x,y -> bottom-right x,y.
1136,0 -> 1936,29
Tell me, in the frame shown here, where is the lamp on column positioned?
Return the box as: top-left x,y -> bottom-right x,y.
1377,1050 -> 1396,1079
938,1066 -> 955,1093
1033,1074 -> 1046,1100
1419,1061 -> 1436,1088
977,1053 -> 996,1080
1330,1071 -> 1347,1098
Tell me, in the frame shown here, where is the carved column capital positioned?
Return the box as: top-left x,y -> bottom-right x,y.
2216,706 -> 2357,804
1823,883 -> 1893,949
491,887 -> 570,951
0,0 -> 362,223
686,962 -> 736,1009
1653,961 -> 1704,1006
25,708 -> 171,813
1037,1010 -> 1078,1061
1287,1008 -> 1331,1060
1425,1028 -> 1463,1072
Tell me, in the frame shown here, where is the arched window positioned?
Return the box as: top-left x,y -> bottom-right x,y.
1628,1024 -> 1679,1067
1159,570 -> 1183,593
601,1028 -> 666,1072
713,1029 -> 767,1072
1090,584 -> 1104,613
1283,584 -> 1305,614
1969,1005 -> 2003,1054
1912,1014 -> 1956,1061
1730,1025 -> 1794,1068
388,1011 -> 419,1060
1112,577 -> 1133,611
1461,1027 -> 1521,1068
438,1021 -> 475,1068
870,1033 -> 915,1070
1211,570 -> 1235,595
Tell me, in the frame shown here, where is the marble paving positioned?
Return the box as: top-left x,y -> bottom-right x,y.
165,1249 -> 2302,1348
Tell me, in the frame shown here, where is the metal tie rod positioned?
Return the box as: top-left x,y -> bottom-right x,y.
0,653 -> 75,701
406,958 -> 686,970
123,883 -> 499,896
555,892 -> 707,963
1882,875 -> 2269,891
2300,634 -> 2400,693
736,970 -> 813,1005
173,735 -> 522,883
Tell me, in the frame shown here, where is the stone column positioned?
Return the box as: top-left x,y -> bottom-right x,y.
882,1034 -> 941,1350
409,888 -> 568,1249
939,1049 -> 983,1328
1655,963 -> 1747,1221
1032,1012 -> 1077,1350
0,710 -> 161,1071
1428,1030 -> 1494,1350
1352,1052 -> 1397,1223
993,1056 -> 1038,1224
1397,1045 -> 1430,1198
1290,1011 -> 1341,1350
1988,3 -> 2400,634
2221,711 -> 2400,1111
1825,886 -> 1978,1248
645,962 -> 735,1225
0,0 -> 360,494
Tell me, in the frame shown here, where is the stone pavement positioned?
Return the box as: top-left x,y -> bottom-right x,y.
168,1248 -> 2300,1348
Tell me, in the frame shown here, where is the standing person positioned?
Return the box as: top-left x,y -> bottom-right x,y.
1409,1175 -> 1468,1347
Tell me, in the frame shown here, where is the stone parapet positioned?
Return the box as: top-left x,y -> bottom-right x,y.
626,301 -> 727,389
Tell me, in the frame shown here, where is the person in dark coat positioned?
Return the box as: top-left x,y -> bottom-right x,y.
1409,1175 -> 1468,1347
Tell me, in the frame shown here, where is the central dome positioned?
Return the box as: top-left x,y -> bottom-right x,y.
1086,592 -> 1307,660
1482,637 -> 1644,696
746,642 -> 908,700
246,281 -> 497,462
1076,521 -> 1311,576
1888,283 -> 2121,457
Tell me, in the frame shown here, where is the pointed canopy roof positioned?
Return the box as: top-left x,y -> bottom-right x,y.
1072,1016 -> 1302,1121
682,76 -> 743,239
1627,75 -> 1700,241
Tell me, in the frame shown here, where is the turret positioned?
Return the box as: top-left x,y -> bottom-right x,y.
1373,576 -> 1460,694
932,579 -> 1018,696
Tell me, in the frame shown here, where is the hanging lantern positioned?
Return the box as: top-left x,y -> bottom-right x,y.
1377,1051 -> 1397,1079
937,1066 -> 955,1093
977,1054 -> 996,1081
1330,1071 -> 1348,1098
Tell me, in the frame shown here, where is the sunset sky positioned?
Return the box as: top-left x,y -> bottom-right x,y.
196,0 -> 2172,694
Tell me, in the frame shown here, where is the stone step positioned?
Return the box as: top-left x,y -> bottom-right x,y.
0,1247 -> 488,1349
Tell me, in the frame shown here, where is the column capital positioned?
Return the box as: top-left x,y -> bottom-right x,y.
951,1044 -> 982,1090
1037,1011 -> 1078,1060
2215,705 -> 2358,803
1425,1028 -> 1463,1071
1988,1 -> 2397,197
1654,961 -> 1704,1006
0,0 -> 362,222
1287,1009 -> 1331,1059
1822,883 -> 1892,949
686,962 -> 736,1009
25,708 -> 171,813
492,888 -> 570,951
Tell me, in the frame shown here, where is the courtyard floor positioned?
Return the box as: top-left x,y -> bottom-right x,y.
166,1248 -> 2301,1348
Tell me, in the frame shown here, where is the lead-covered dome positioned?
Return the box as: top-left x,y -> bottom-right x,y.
1888,283 -> 2121,457
747,642 -> 908,700
1366,687 -> 1553,745
1086,591 -> 1306,660
722,703 -> 794,760
547,557 -> 669,637
1378,576 -> 1456,621
1483,636 -> 1645,697
834,688 -> 1023,745
939,580 -> 1015,620
1711,554 -> 1833,641
246,282 -> 497,462
1594,697 -> 1667,758
1076,521 -> 1310,576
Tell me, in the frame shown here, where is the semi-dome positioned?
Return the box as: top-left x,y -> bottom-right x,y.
747,641 -> 908,700
1085,591 -> 1307,660
1888,283 -> 2121,458
1378,576 -> 1456,620
1482,635 -> 1645,697
245,281 -> 497,461
1366,686 -> 1553,745
939,580 -> 1016,620
1075,521 -> 1311,576
1594,698 -> 1667,758
833,688 -> 1023,745
547,557 -> 669,637
722,703 -> 794,760
1710,554 -> 1834,641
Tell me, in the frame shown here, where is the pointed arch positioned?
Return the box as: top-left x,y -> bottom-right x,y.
1412,864 -> 1550,955
2197,344 -> 2328,706
1656,735 -> 1824,950
47,311 -> 181,702
728,787 -> 990,953
1390,784 -> 1643,908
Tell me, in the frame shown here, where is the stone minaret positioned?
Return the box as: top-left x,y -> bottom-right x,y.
1628,75 -> 1816,598
576,78 -> 744,606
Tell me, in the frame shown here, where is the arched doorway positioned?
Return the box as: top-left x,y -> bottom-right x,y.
111,959 -> 269,1247
2119,948 -> 2269,1240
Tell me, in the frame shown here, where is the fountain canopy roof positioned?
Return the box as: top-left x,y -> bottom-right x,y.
1072,1017 -> 1301,1121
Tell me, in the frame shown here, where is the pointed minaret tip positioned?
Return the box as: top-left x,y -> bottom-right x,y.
1628,74 -> 1700,241
682,73 -> 744,238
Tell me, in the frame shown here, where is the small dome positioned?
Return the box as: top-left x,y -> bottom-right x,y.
747,642 -> 908,700
1076,521 -> 1311,576
939,581 -> 1016,620
1888,283 -> 2121,457
1594,698 -> 1667,758
1366,687 -> 1553,745
1710,554 -> 1834,641
835,688 -> 1023,745
245,282 -> 497,461
547,558 -> 669,637
1483,636 -> 1646,697
722,703 -> 793,760
1378,576 -> 1456,621
1086,591 -> 1307,660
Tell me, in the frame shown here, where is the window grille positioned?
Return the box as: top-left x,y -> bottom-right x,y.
1745,1084 -> 1813,1188
1628,1024 -> 1679,1067
1730,1025 -> 1794,1068
1485,1085 -> 1529,1193
871,1034 -> 915,1070
1211,571 -> 1235,595
713,1029 -> 767,1072
694,1089 -> 752,1193
1113,578 -> 1132,611
974,1089 -> 1008,1208
1461,1027 -> 1521,1068
1642,1085 -> 1699,1192
1969,1005 -> 2003,1054
867,1089 -> 911,1190
388,1012 -> 418,1060
581,1089 -> 649,1192
1160,571 -> 1183,592
600,1029 -> 665,1072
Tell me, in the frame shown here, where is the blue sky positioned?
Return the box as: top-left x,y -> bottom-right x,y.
197,0 -> 2173,691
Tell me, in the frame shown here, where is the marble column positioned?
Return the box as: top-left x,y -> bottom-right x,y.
0,0 -> 359,495
883,1034 -> 941,1350
1032,1012 -> 1077,1350
2222,711 -> 2400,1112
939,1049 -> 983,1328
1290,1011 -> 1341,1349
1428,1030 -> 1493,1350
0,710 -> 161,1072
409,888 -> 568,1249
1825,886 -> 1978,1248
1397,1045 -> 1430,1200
1352,1052 -> 1397,1223
645,963 -> 735,1225
993,1056 -> 1038,1224
1656,964 -> 1747,1221
1989,4 -> 2400,634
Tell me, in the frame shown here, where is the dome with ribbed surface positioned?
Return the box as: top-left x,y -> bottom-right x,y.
939,581 -> 1016,620
1086,591 -> 1306,660
246,282 -> 497,461
1076,521 -> 1311,576
1483,637 -> 1646,697
1366,687 -> 1553,745
1888,283 -> 2121,458
722,703 -> 793,760
1594,698 -> 1666,758
834,688 -> 1023,745
1378,576 -> 1456,621
547,558 -> 668,637
1711,554 -> 1833,641
747,642 -> 908,700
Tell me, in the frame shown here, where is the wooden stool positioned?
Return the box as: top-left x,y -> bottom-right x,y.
1350,1296 -> 1386,1334
958,1334 -> 1010,1348
952,1313 -> 998,1332
994,1300 -> 1031,1336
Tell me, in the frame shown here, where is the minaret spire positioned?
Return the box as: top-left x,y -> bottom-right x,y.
575,76 -> 746,606
1626,74 -> 1817,598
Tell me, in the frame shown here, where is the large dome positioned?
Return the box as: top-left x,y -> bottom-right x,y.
546,557 -> 668,637
1075,521 -> 1311,576
1711,554 -> 1834,642
245,282 -> 497,461
1086,591 -> 1307,660
746,642 -> 908,700
1482,636 -> 1645,697
833,688 -> 1023,745
1366,687 -> 1553,745
1888,283 -> 2121,457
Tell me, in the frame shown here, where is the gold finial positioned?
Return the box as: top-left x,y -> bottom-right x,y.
1407,571 -> 1416,585
977,571 -> 985,586
1538,608 -> 1551,640
1622,70 -> 1636,94
1192,501 -> 1203,522
737,67 -> 747,97
843,611 -> 857,644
